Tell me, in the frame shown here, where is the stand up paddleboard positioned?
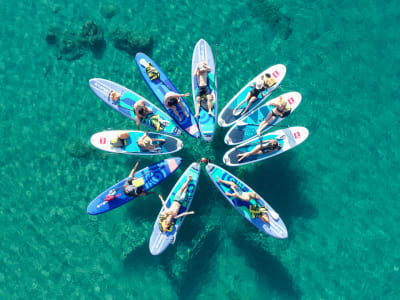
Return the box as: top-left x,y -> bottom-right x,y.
206,163 -> 287,239
223,127 -> 309,166
218,64 -> 286,127
224,92 -> 302,145
135,53 -> 200,139
89,78 -> 181,136
87,158 -> 182,215
90,130 -> 183,155
149,162 -> 201,255
191,39 -> 218,142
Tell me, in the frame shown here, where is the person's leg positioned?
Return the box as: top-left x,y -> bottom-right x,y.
195,96 -> 201,117
237,145 -> 262,162
241,96 -> 257,116
233,92 -> 251,112
179,101 -> 188,117
206,94 -> 213,115
179,175 -> 192,194
171,106 -> 182,121
216,176 -> 237,189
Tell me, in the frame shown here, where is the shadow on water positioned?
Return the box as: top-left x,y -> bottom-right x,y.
228,151 -> 317,226
232,232 -> 301,299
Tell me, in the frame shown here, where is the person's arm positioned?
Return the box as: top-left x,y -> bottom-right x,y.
175,211 -> 195,219
140,191 -> 156,196
158,194 -> 168,210
129,160 -> 140,178
136,115 -> 142,128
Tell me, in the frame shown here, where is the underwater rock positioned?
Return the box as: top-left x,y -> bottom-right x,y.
111,27 -> 153,56
100,3 -> 119,19
80,21 -> 105,51
56,31 -> 86,61
45,26 -> 58,45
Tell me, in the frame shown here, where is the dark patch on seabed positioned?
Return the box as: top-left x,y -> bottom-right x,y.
232,232 -> 301,299
247,0 -> 292,40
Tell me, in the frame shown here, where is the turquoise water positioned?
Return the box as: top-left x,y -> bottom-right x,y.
1,0 -> 400,298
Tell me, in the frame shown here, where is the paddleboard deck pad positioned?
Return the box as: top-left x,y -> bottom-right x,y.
87,157 -> 182,215
224,92 -> 302,145
135,53 -> 200,139
191,39 -> 217,142
149,162 -> 201,255
90,130 -> 183,155
223,127 -> 309,166
218,64 -> 286,127
89,78 -> 181,136
206,163 -> 287,239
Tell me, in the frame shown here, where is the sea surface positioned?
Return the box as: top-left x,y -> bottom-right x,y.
1,0 -> 399,299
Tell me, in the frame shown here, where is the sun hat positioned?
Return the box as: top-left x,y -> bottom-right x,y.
256,79 -> 264,89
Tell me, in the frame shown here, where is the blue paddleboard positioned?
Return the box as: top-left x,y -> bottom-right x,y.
90,130 -> 184,155
206,163 -> 287,239
135,52 -> 200,139
89,78 -> 181,136
87,157 -> 182,215
223,127 -> 309,166
224,92 -> 302,145
149,162 -> 201,255
191,39 -> 218,142
218,64 -> 286,127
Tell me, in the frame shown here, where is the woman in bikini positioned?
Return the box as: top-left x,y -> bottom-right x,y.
216,177 -> 269,223
236,139 -> 282,162
158,176 -> 195,232
256,96 -> 291,136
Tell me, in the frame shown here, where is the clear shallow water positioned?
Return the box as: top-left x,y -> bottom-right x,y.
1,0 -> 400,298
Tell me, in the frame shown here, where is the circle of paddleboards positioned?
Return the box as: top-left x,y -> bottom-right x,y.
191,39 -> 218,142
224,92 -> 302,145
206,163 -> 287,239
89,78 -> 181,136
223,126 -> 309,166
135,53 -> 200,139
87,157 -> 182,215
149,162 -> 201,255
90,130 -> 184,155
218,64 -> 286,127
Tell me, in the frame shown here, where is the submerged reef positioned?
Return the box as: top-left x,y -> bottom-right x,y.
111,27 -> 153,56
46,21 -> 105,61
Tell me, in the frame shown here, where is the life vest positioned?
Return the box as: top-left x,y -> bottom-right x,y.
263,76 -> 277,88
145,63 -> 160,81
150,114 -> 163,131
159,214 -> 175,232
110,138 -> 127,148
249,204 -> 268,219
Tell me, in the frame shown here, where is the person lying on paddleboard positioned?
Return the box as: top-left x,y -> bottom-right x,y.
120,160 -> 155,198
158,176 -> 195,232
194,61 -> 213,118
256,96 -> 291,136
137,131 -> 165,152
237,139 -> 282,162
216,177 -> 269,223
133,100 -> 153,128
164,91 -> 190,121
232,73 -> 276,117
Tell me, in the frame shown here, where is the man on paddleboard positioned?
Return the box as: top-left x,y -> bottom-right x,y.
164,91 -> 190,122
194,61 -> 213,118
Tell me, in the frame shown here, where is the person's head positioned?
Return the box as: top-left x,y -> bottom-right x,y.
137,107 -> 145,115
110,91 -> 120,101
168,97 -> 178,105
159,214 -> 174,232
255,79 -> 264,89
260,213 -> 269,223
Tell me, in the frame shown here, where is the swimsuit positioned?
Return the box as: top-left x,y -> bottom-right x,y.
249,86 -> 266,98
174,191 -> 186,204
196,85 -> 211,97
